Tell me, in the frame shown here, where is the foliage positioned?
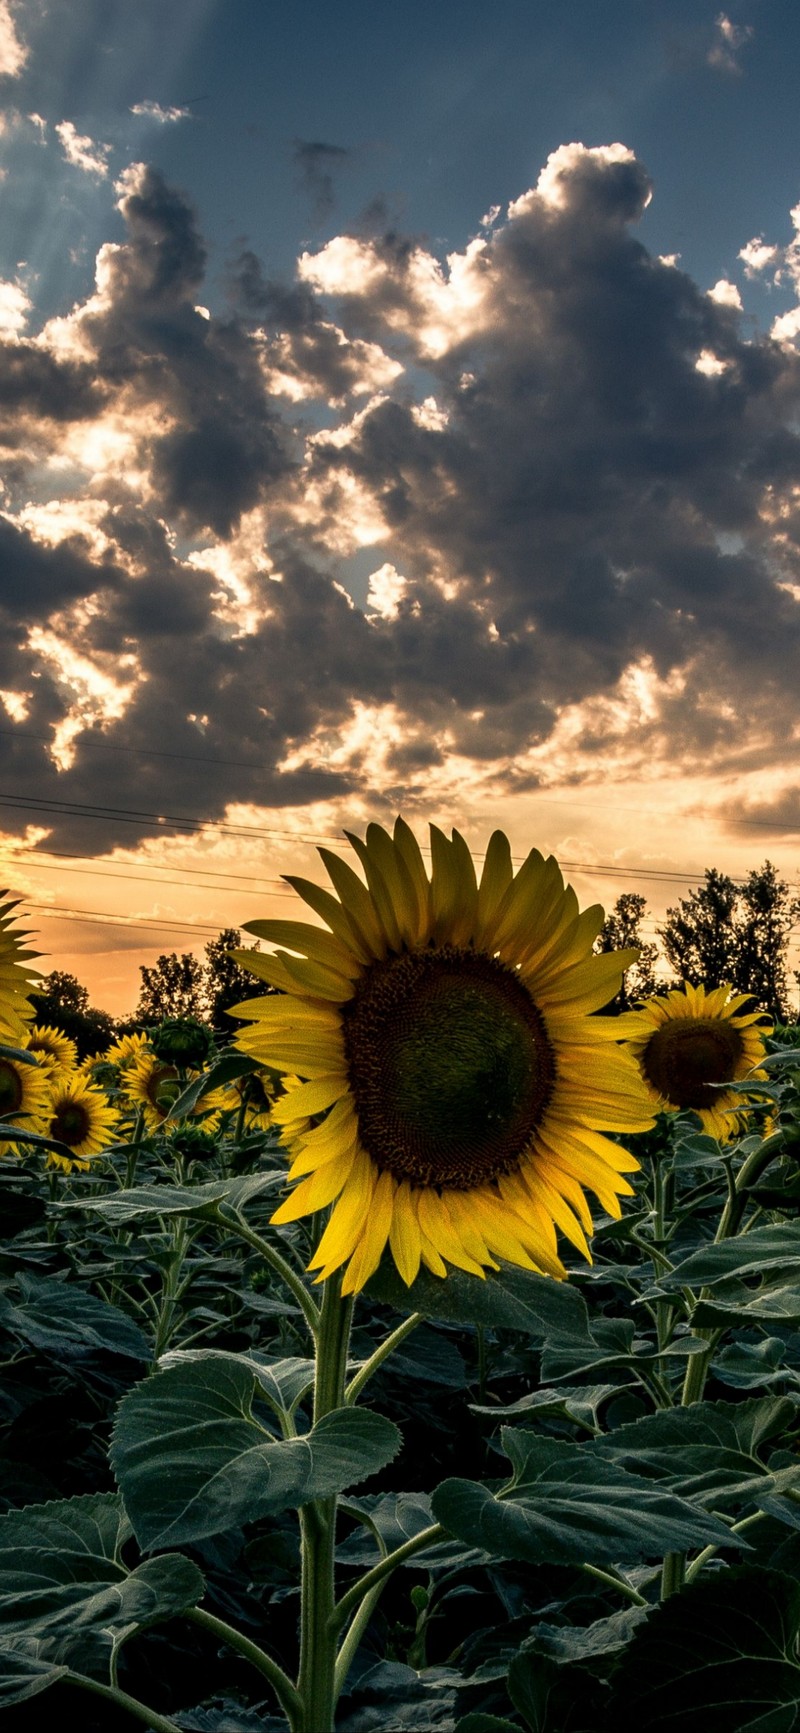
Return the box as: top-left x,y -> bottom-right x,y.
29,971 -> 114,1059
595,894 -> 658,1008
136,930 -> 264,1028
2,1020 -> 800,1728
661,861 -> 800,1018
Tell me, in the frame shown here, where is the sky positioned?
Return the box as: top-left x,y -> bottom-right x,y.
2,0 -> 800,1015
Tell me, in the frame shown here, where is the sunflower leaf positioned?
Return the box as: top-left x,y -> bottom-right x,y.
56,1174 -> 285,1225
592,1396 -> 800,1509
0,1274 -> 149,1361
0,1492 -> 203,1682
112,1354 -> 401,1551
164,1054 -> 259,1122
0,1646 -> 69,1706
432,1432 -> 740,1567
365,1258 -> 593,1339
608,1566 -> 800,1732
647,1224 -> 800,1291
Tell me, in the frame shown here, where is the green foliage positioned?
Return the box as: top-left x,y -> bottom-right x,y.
112,1353 -> 401,1549
595,893 -> 659,1008
29,969 -> 114,1058
4,1033 -> 800,1726
660,860 -> 800,1017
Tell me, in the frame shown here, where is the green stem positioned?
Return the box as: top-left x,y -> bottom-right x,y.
344,1313 -> 423,1404
681,1131 -> 785,1409
684,1508 -> 768,1583
582,1563 -> 648,1607
660,1550 -> 685,1599
63,1669 -> 184,1733
213,1204 -> 320,1341
331,1523 -> 446,1634
187,1605 -> 302,1727
297,1271 -> 354,1733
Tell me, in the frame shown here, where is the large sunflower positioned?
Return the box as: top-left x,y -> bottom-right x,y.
0,894 -> 39,1042
232,819 -> 654,1294
620,981 -> 771,1142
44,1073 -> 119,1171
0,1052 -> 52,1154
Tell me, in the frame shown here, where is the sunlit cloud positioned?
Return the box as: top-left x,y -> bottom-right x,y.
55,120 -> 113,179
0,0 -> 28,78
707,12 -> 754,75
130,100 -> 191,125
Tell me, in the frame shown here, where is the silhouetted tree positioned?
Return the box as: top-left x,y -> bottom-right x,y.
29,970 -> 114,1059
595,892 -> 659,1009
733,861 -> 800,1022
203,928 -> 265,1030
660,869 -> 739,989
136,952 -> 206,1022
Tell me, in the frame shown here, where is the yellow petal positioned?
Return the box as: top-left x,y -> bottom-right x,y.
389,1181 -> 423,1286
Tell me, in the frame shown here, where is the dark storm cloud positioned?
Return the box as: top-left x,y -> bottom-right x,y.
292,139 -> 350,222
299,143 -> 800,764
3,141 -> 800,853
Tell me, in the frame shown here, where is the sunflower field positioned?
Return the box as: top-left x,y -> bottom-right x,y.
1,823 -> 800,1732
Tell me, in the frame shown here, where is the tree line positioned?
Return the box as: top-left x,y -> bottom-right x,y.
28,860 -> 800,1052
596,860 -> 800,1022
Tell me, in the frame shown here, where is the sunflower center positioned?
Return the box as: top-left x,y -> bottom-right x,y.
342,945 -> 555,1188
642,1017 -> 745,1110
0,1060 -> 23,1116
53,1103 -> 91,1147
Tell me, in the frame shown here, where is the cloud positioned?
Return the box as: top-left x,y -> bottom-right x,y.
130,100 -> 191,125
0,142 -> 799,860
292,139 -> 350,222
55,120 -> 112,178
707,12 -> 754,74
0,1 -> 28,78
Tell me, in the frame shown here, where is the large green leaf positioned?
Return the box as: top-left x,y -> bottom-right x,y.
610,1566 -> 800,1732
0,1273 -> 149,1361
0,1646 -> 68,1706
0,1492 -> 203,1680
112,1354 -> 401,1550
365,1260 -> 592,1338
161,1348 -> 315,1424
652,1225 -> 800,1291
594,1396 -> 800,1509
58,1174 -> 285,1226
431,1431 -> 738,1568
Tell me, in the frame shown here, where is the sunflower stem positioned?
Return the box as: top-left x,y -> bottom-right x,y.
331,1524 -> 446,1634
344,1312 -> 423,1404
186,1606 -> 302,1726
62,1669 -> 184,1733
213,1205 -> 320,1341
297,1270 -> 354,1733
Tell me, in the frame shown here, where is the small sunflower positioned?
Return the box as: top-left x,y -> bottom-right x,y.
0,1052 -> 52,1155
230,1066 -> 290,1132
123,1052 -> 225,1134
44,1073 -> 119,1171
232,819 -> 654,1294
24,1023 -> 78,1077
104,1031 -> 150,1074
0,893 -> 39,1041
620,982 -> 771,1141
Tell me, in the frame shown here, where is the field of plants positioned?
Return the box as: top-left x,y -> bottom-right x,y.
1,821 -> 800,1733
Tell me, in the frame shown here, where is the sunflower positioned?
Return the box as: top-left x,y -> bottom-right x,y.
104,1031 -> 150,1074
23,1023 -> 78,1077
231,819 -> 654,1294
0,1052 -> 52,1155
123,1052 -> 225,1134
0,893 -> 39,1042
44,1073 -> 119,1171
620,981 -> 771,1142
230,1066 -> 294,1132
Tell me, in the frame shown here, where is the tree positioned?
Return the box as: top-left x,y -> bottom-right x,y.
733,861 -> 800,1023
659,869 -> 739,990
203,928 -> 265,1030
660,861 -> 800,1021
29,970 -> 115,1059
136,952 -> 206,1023
595,893 -> 659,1009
